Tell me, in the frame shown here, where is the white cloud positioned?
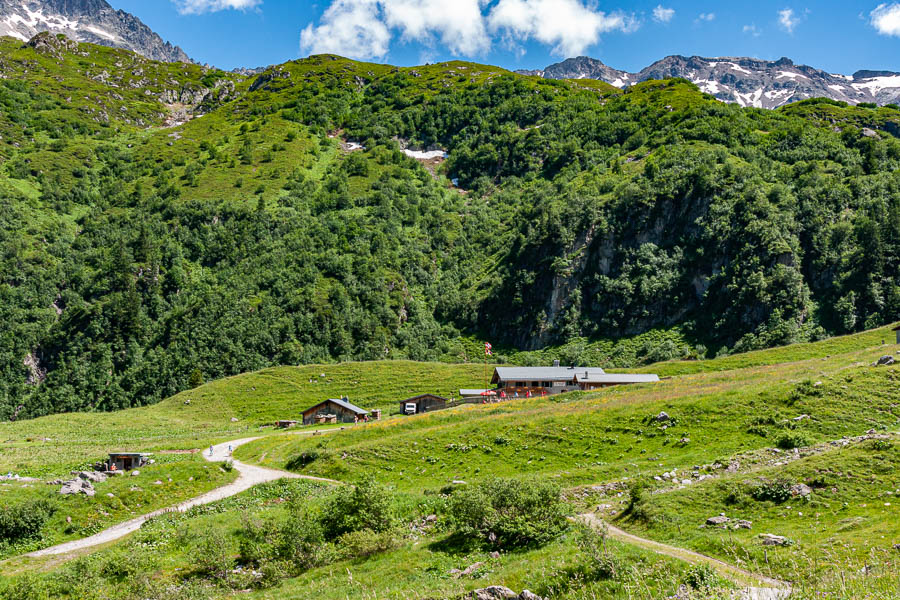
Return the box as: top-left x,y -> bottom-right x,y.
300,0 -> 391,60
871,3 -> 900,35
743,23 -> 761,37
653,5 -> 675,23
778,8 -> 800,33
488,0 -> 638,57
298,0 -> 638,60
174,0 -> 261,14
696,12 -> 715,23
382,0 -> 490,55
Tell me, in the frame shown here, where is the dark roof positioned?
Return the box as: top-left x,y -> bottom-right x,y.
303,398 -> 368,415
402,394 -> 449,403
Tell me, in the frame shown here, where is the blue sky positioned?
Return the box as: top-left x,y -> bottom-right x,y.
108,1 -> 900,74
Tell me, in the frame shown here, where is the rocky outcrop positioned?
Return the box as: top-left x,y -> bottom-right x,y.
519,54 -> 900,108
3,0 -> 191,63
249,67 -> 292,93
25,31 -> 78,57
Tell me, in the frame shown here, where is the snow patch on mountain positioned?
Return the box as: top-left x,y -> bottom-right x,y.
519,55 -> 900,109
0,0 -> 190,63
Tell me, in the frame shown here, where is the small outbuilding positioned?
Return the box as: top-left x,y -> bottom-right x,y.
275,420 -> 298,429
302,398 -> 368,425
106,452 -> 150,472
401,394 -> 449,415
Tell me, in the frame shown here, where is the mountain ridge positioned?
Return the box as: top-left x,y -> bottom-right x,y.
0,0 -> 191,62
519,54 -> 900,109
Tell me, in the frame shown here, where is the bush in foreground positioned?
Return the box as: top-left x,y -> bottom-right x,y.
448,477 -> 569,549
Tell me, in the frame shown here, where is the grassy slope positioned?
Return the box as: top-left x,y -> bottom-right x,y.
234,324 -> 900,492
0,361 -> 485,476
1,325 -> 899,596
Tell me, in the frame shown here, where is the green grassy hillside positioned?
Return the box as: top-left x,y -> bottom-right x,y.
3,36 -> 900,424
1,325 -> 900,598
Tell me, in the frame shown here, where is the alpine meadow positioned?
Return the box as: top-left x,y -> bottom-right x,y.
1,3 -> 900,598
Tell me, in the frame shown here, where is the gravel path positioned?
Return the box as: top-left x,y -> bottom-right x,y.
581,514 -> 792,599
27,436 -> 337,558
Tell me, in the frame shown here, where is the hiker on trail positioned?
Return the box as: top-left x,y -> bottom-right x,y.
228,445 -> 232,455
209,445 -> 214,456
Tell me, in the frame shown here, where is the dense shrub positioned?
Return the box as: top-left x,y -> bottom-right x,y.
684,563 -> 722,590
319,477 -> 396,538
776,431 -> 811,450
751,479 -> 793,504
447,477 -> 569,549
0,500 -> 54,543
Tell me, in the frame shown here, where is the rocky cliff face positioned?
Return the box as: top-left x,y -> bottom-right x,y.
520,55 -> 900,109
0,0 -> 191,62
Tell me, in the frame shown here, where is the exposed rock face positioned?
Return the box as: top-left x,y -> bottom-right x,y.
0,0 -> 191,63
519,55 -> 900,108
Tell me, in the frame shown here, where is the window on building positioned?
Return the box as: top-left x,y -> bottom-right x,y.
516,381 -> 526,387
542,381 -> 551,387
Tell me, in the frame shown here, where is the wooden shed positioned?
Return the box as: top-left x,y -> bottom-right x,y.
106,452 -> 150,472
302,398 -> 368,425
401,394 -> 449,415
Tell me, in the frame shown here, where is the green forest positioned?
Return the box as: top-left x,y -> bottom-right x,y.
2,33 -> 900,420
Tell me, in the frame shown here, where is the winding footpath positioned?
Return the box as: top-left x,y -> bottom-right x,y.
23,429 -> 792,598
581,514 -> 792,599
26,436 -> 336,558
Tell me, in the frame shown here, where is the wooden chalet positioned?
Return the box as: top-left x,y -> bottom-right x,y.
490,363 -> 659,396
302,398 -> 368,425
401,393 -> 449,415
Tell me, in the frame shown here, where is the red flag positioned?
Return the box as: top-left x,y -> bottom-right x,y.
484,342 -> 492,356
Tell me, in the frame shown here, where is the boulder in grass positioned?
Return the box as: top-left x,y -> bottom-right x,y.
791,483 -> 812,498
706,515 -> 730,526
873,355 -> 895,366
469,587 -> 519,600
77,471 -> 107,483
760,533 -> 791,546
59,479 -> 94,497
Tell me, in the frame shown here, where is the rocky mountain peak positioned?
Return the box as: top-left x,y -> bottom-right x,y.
520,54 -> 900,109
0,0 -> 191,63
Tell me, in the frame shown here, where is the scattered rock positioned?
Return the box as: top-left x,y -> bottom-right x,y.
734,519 -> 753,530
791,483 -> 812,498
873,355 -> 895,366
490,551 -> 500,559
131,470 -> 140,477
231,417 -> 239,422
792,414 -> 809,422
77,471 -> 107,483
759,534 -> 791,546
153,480 -> 163,485
452,562 -> 485,578
467,587 -> 519,600
706,515 -> 730,526
519,592 -> 542,600
655,412 -> 671,422
59,478 -> 94,497
861,128 -> 881,139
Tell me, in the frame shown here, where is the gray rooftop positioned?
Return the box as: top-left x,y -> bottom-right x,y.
460,389 -> 490,396
575,373 -> 660,384
492,366 -> 606,383
306,398 -> 368,415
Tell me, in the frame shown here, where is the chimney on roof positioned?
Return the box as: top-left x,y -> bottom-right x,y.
553,359 -> 560,367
